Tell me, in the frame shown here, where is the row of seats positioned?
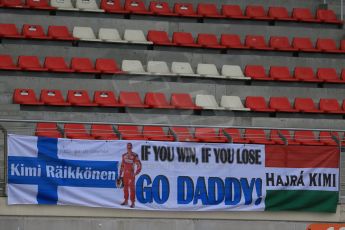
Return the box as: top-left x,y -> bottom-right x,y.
1,0 -> 341,25
2,24 -> 345,54
35,123 -> 340,146
13,88 -> 345,115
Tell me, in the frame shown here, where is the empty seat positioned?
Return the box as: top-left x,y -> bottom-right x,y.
173,3 -> 198,17
0,55 -> 20,70
147,30 -> 175,46
44,56 -> 74,72
172,32 -> 200,47
50,0 -> 78,10
269,36 -> 297,51
317,68 -> 344,83
119,91 -> 149,108
22,24 -> 50,39
245,129 -> 275,144
294,98 -> 322,113
292,8 -> 320,22
269,97 -> 298,112
118,125 -> 148,140
147,61 -> 175,75
48,25 -> 75,41
221,65 -> 249,80
73,27 -> 101,42
26,0 -> 55,9
245,5 -> 271,20
0,24 -> 24,38
292,37 -> 319,52
144,92 -> 175,109
149,1 -> 176,16
244,65 -> 270,80
316,38 -> 343,53
64,124 -> 94,140
316,9 -> 342,24
197,34 -> 224,49
71,57 -> 100,73
171,93 -> 201,110
195,128 -> 228,143
124,0 -> 152,14
18,56 -> 48,71
121,60 -> 147,74
40,89 -> 71,106
319,98 -> 344,114
13,88 -> 43,105
222,5 -> 248,19
75,0 -> 104,12
294,130 -> 324,146
223,128 -> 248,143
93,90 -> 124,107
195,94 -> 224,110
197,3 -> 224,18
245,96 -> 275,112
269,66 -> 296,81
220,96 -> 249,111
270,130 -> 301,145
196,64 -> 223,78
171,62 -> 199,77
245,35 -> 273,50
294,67 -> 322,82
143,126 -> 175,141
95,58 -> 122,74
67,90 -> 98,106
35,123 -> 62,138
2,0 -> 27,7
319,131 -> 339,146
124,29 -> 151,44
98,28 -> 127,43
100,0 -> 128,13
268,6 -> 295,21
170,127 -> 199,142
220,34 -> 248,49
91,124 -> 118,140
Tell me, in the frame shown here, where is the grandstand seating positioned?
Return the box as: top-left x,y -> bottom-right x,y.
35,123 -> 62,138
142,126 -> 175,141
64,124 -> 94,139
90,124 -> 119,140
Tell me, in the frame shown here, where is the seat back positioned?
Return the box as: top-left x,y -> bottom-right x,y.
172,32 -> 195,45
245,96 -> 268,110
294,67 -> 315,81
171,62 -> 195,75
197,33 -> 219,46
292,37 -> 315,49
50,0 -> 74,8
221,65 -> 244,78
44,56 -> 69,70
145,92 -> 170,107
269,97 -> 293,110
0,24 -> 21,37
99,28 -> 122,41
244,65 -> 267,79
94,90 -> 118,105
220,96 -> 245,109
292,8 -> 314,20
40,89 -> 66,104
18,55 -> 42,68
269,36 -> 291,49
147,61 -> 170,74
246,5 -> 267,17
197,3 -> 219,16
316,38 -> 338,50
149,1 -> 172,14
222,5 -> 244,17
195,94 -> 219,108
317,68 -> 338,81
174,3 -> 196,16
67,90 -> 93,104
121,60 -> 145,72
13,88 -> 39,104
294,98 -> 318,111
76,0 -> 100,10
73,26 -> 97,40
196,63 -> 219,75
245,35 -> 267,48
125,0 -> 147,12
48,25 -> 72,39
270,66 -> 292,79
319,98 -> 341,111
124,29 -> 148,42
171,93 -> 196,108
119,91 -> 143,105
220,34 -> 243,47
147,30 -> 171,43
268,6 -> 290,19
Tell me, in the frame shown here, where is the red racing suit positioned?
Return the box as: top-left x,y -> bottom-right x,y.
119,152 -> 142,203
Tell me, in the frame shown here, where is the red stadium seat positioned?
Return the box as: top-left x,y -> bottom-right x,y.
294,98 -> 323,113
294,67 -> 322,82
172,32 -> 200,47
67,90 -> 98,106
197,3 -> 224,18
317,68 -> 344,83
292,8 -> 320,22
26,0 -> 55,9
124,0 -> 152,14
95,58 -> 123,74
147,30 -> 175,46
294,130 -> 324,146
270,130 -> 301,145
245,35 -> 273,50
245,5 -> 271,20
149,1 -> 176,16
245,96 -> 275,112
144,92 -> 175,109
316,9 -> 343,25
173,3 -> 198,17
319,98 -> 344,114
119,91 -> 149,108
170,93 -> 201,110
269,36 -> 297,51
143,126 -> 175,141
316,38 -> 343,53
100,0 -> 129,13
170,127 -> 199,142
197,34 -> 225,49
222,5 -> 248,19
319,131 -> 339,146
13,88 -> 44,105
48,25 -> 75,41
269,66 -> 296,81
244,65 -> 270,80
292,37 -> 320,52
40,89 -> 71,106
35,123 -> 62,138
268,6 -> 296,21
91,124 -> 119,140
220,34 -> 247,49
0,24 -> 24,38
71,57 -> 100,73
22,24 -> 51,40
44,56 -> 74,72
64,124 -> 94,140
195,128 -> 228,143
118,125 -> 148,140
18,56 -> 48,71
0,55 -> 20,70
269,97 -> 298,112
245,129 -> 275,144
223,128 -> 249,143
3,0 -> 27,8
341,69 -> 345,81
93,90 -> 125,107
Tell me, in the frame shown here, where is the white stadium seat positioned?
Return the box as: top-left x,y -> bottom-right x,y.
195,94 -> 224,110
75,0 -> 104,12
221,65 -> 250,80
124,30 -> 152,44
73,26 -> 101,42
171,62 -> 200,77
196,63 -> 225,79
50,0 -> 79,11
98,28 -> 128,43
147,61 -> 176,76
220,96 -> 250,111
121,60 -> 148,75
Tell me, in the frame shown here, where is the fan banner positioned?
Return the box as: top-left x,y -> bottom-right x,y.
7,134 -> 339,212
